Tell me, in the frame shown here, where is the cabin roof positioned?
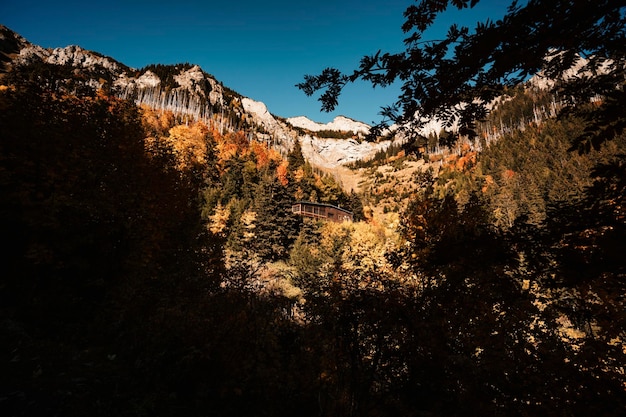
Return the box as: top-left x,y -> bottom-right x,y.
292,201 -> 352,215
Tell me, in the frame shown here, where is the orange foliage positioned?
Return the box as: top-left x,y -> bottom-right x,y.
215,131 -> 250,164
276,161 -> 289,186
503,169 -> 516,180
482,174 -> 495,193
250,140 -> 270,168
456,151 -> 477,171
213,132 -> 287,174
445,154 -> 459,165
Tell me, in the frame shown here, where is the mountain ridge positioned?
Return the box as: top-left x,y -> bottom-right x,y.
0,24 -> 401,171
286,115 -> 371,135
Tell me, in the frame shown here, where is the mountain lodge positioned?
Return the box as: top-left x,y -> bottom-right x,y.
292,201 -> 353,223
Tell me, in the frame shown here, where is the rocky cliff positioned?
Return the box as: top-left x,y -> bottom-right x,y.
1,25 -> 405,171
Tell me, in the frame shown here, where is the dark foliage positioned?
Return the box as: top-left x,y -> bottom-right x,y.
2,13 -> 625,416
252,170 -> 303,261
0,64 -> 223,416
298,0 -> 626,147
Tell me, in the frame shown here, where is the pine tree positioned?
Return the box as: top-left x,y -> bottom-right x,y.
287,138 -> 306,171
252,170 -> 302,261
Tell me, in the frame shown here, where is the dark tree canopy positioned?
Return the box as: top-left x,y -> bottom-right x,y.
298,0 -> 626,147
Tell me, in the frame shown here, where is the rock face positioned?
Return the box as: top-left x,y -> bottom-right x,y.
47,45 -> 123,72
299,135 -> 392,169
0,24 -> 402,170
241,97 -> 281,132
284,115 -> 404,169
287,115 -> 371,135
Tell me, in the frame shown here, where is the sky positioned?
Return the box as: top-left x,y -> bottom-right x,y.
1,0 -> 512,124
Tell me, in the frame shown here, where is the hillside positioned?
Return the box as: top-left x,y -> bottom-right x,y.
0,25 -> 408,176
1,20 -> 625,417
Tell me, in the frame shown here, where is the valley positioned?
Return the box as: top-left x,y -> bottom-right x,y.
1,12 -> 625,417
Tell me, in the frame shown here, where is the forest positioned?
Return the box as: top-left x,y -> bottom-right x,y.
1,59 -> 624,417
1,1 -> 625,415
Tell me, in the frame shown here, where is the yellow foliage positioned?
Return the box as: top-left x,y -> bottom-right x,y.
267,147 -> 282,162
217,142 -> 239,163
240,210 -> 257,241
317,221 -> 393,278
140,105 -> 169,135
166,122 -> 210,170
343,222 -> 391,275
482,174 -> 495,193
159,111 -> 177,131
208,203 -> 230,236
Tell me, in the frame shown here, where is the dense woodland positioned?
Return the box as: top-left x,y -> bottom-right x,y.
1,60 -> 625,417
2,0 -> 626,414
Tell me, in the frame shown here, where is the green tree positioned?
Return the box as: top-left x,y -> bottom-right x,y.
346,190 -> 365,221
287,138 -> 306,171
252,170 -> 302,261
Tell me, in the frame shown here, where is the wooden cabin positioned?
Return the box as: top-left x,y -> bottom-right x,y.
291,201 -> 353,223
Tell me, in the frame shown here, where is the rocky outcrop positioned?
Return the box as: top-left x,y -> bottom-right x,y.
299,135 -> 392,169
287,115 -> 371,135
1,25 -> 400,170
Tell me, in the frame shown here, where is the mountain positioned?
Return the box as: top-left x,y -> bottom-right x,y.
0,25 -> 402,171
286,115 -> 371,135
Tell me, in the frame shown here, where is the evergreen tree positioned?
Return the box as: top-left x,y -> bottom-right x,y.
252,169 -> 302,261
287,138 -> 306,170
346,190 -> 365,221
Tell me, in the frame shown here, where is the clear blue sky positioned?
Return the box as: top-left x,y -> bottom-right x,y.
1,0 -> 511,124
